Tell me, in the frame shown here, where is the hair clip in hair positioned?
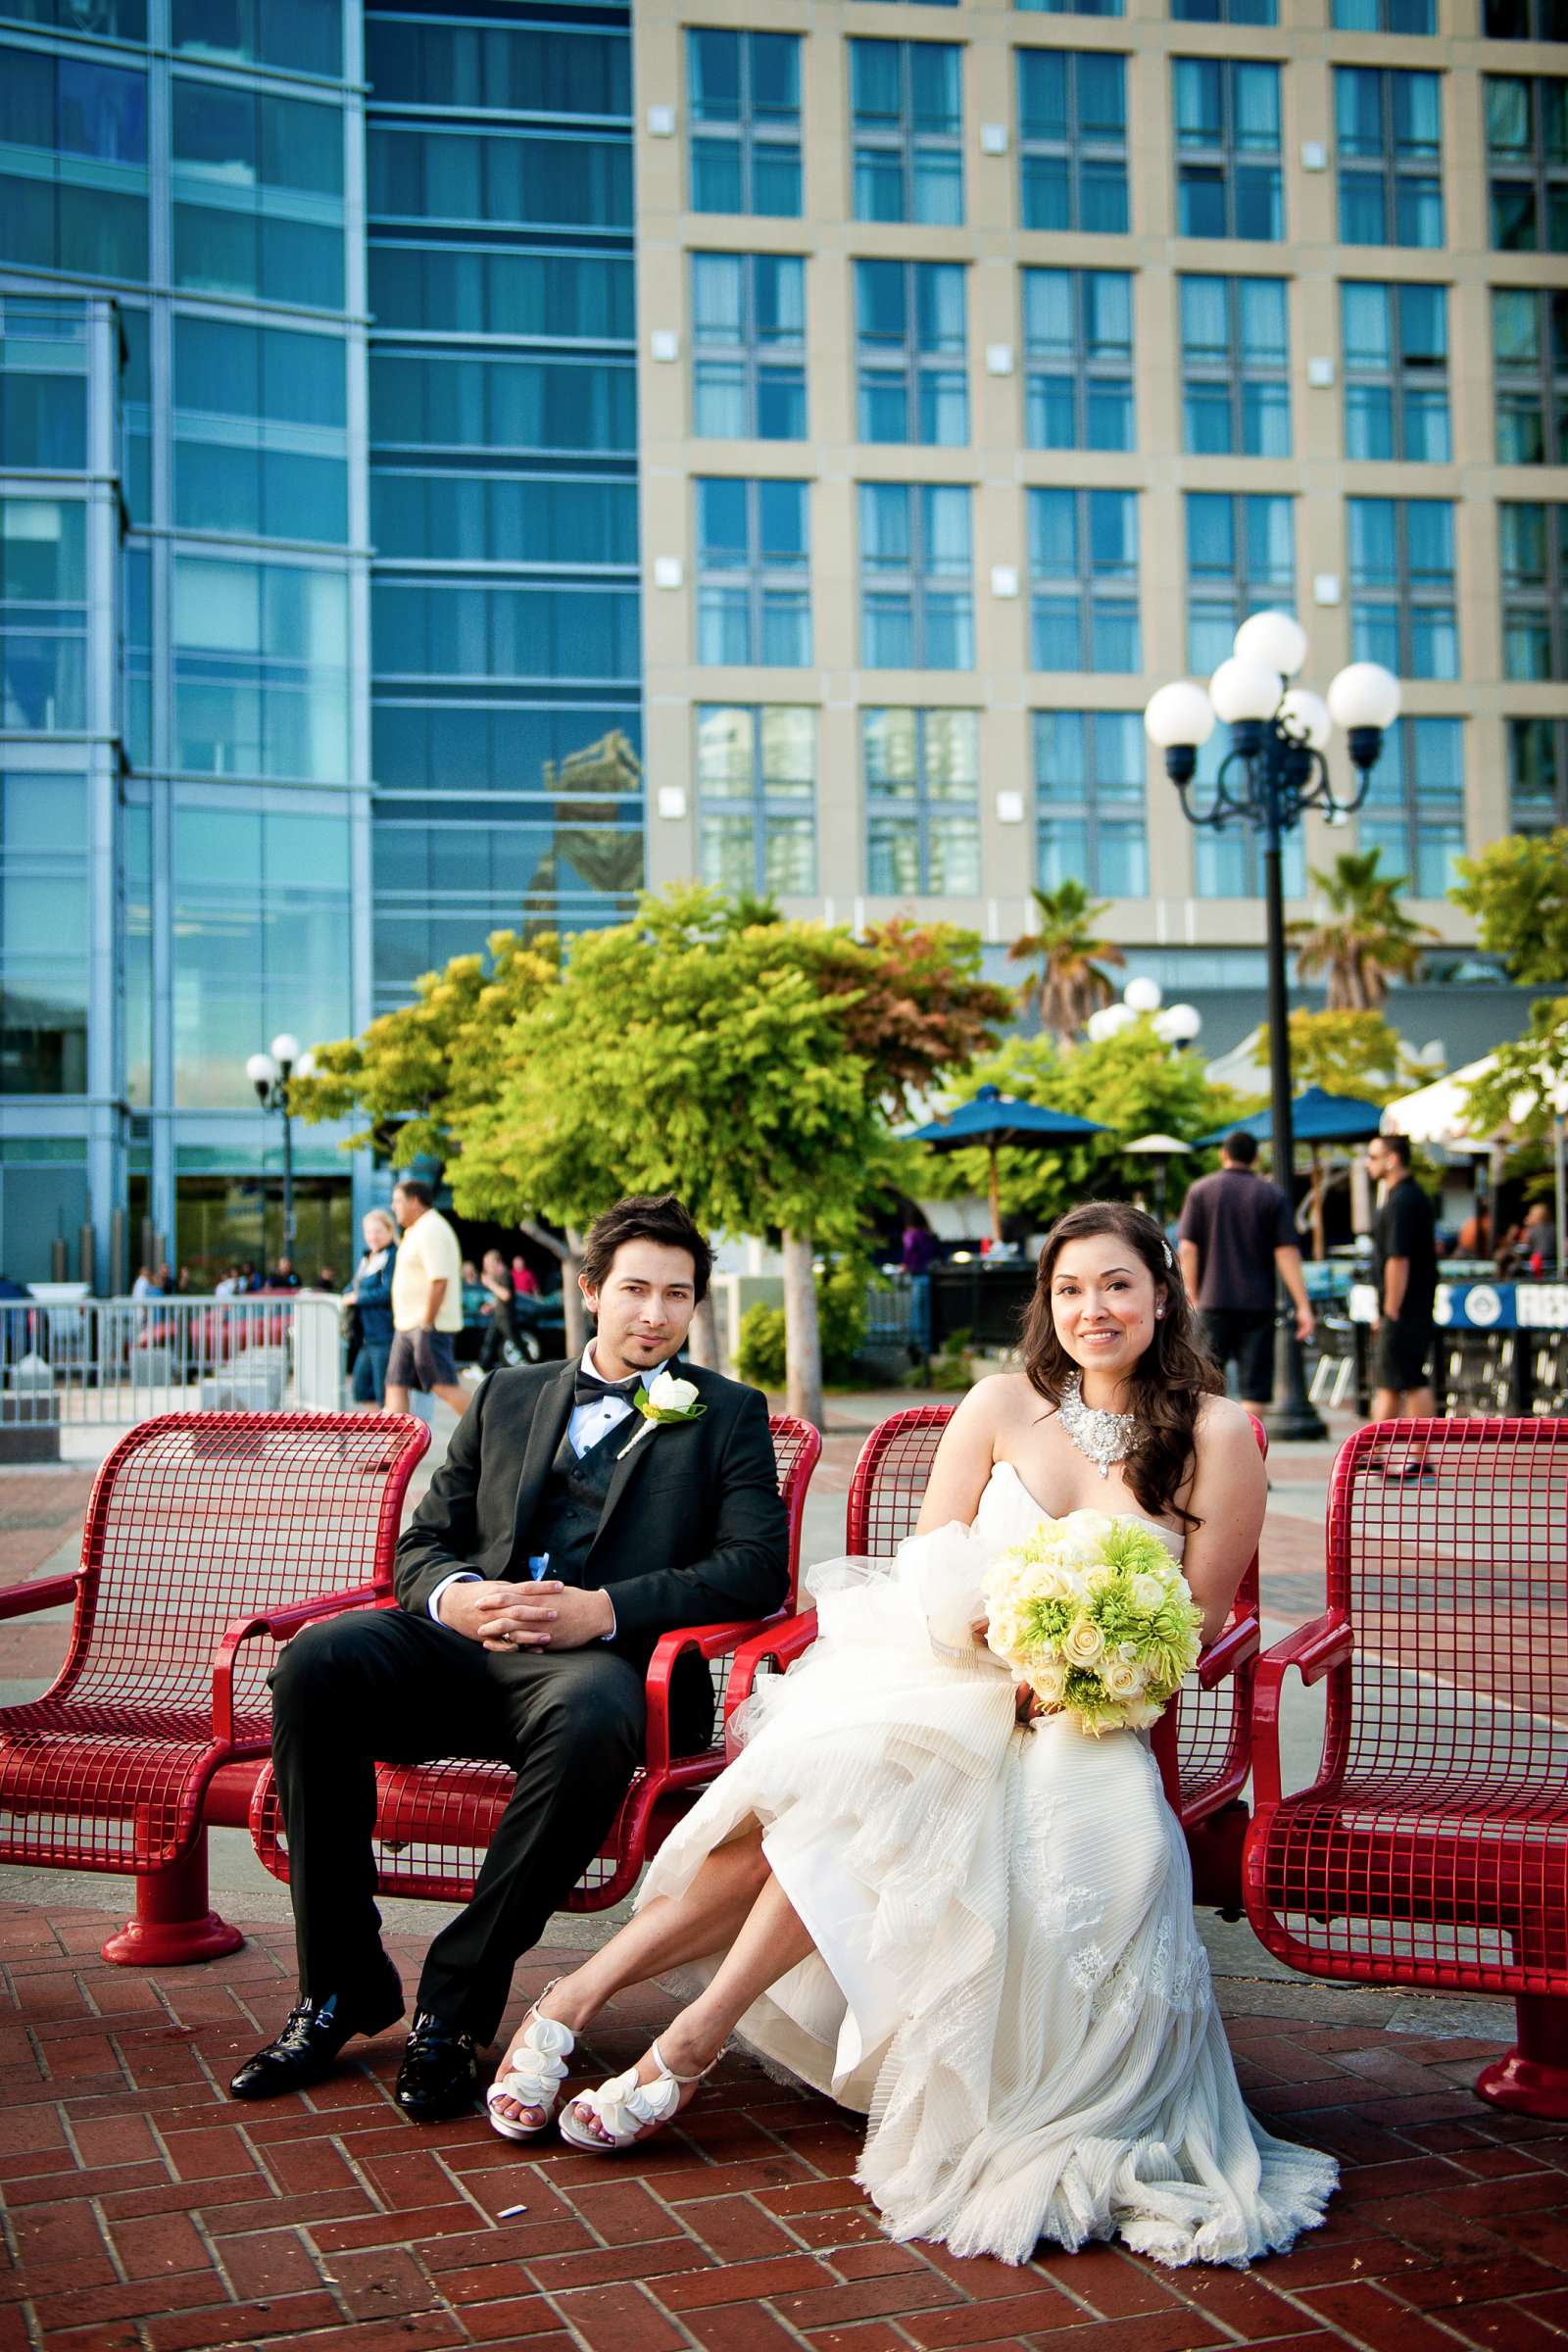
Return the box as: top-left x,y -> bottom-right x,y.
1161,1239 -> 1177,1270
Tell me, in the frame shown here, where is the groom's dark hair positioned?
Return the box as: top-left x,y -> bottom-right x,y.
582,1195 -> 712,1302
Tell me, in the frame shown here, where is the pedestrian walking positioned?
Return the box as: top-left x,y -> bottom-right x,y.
384,1179 -> 469,1418
1177,1129 -> 1314,1412
1366,1131 -> 1438,1436
346,1210 -> 398,1408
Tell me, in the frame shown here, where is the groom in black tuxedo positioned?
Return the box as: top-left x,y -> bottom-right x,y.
230,1193 -> 789,2118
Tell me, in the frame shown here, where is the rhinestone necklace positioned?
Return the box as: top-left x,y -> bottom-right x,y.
1057,1370 -> 1136,1481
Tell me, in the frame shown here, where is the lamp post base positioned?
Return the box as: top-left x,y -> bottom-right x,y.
1263,1321 -> 1327,1444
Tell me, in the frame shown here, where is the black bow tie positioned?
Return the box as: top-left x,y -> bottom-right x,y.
573,1371 -> 643,1408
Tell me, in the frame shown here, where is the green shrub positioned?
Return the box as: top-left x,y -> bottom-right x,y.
733,1256 -> 873,1390
735,1301 -> 787,1389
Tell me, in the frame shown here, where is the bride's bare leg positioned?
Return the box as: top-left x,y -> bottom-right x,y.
490,1825 -> 770,2126
568,1868 -> 816,2143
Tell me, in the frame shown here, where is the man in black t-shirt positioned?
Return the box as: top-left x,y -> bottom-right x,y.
1177,1129 -> 1315,1409
1367,1130 -> 1438,1423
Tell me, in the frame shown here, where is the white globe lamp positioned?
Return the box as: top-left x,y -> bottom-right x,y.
245,1052 -> 277,1092
294,1050 -> 317,1080
1155,1002 -> 1202,1047
1123,976 -> 1164,1014
1144,680 -> 1215,751
1234,610 -> 1307,679
1279,688 -> 1333,751
270,1031 -> 302,1069
1327,662 -> 1400,733
1087,1004 -> 1137,1043
1208,657 -> 1282,726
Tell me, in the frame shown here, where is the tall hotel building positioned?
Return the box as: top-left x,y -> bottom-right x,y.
0,0 -> 1561,1279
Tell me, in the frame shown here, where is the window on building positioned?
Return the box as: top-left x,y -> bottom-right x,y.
1186,493 -> 1294,674
1348,497 -> 1458,679
172,555 -> 350,780
1179,274 -> 1290,456
1336,70 -> 1443,249
370,353 -> 636,458
172,79 -> 344,308
13,0 -> 145,35
696,704 -> 815,894
1507,715 -> 1568,829
696,477 -> 810,665
367,126 -> 630,233
122,544 -> 151,771
365,18 -> 626,112
1494,288 -> 1568,465
687,29 -> 802,218
172,791 -> 351,1108
371,474 -> 638,567
173,315 -> 349,544
174,0 -> 341,78
1017,49 -> 1128,233
1034,710 -> 1148,895
1174,60 -> 1283,241
1486,76 -> 1568,253
851,39 -> 963,225
856,260 -> 967,446
859,484 -> 973,668
372,582 -> 640,687
1191,733 -> 1306,895
1173,0 -> 1276,24
119,304 -> 151,524
1485,0 -> 1568,31
690,252 -> 806,441
1029,487 -> 1140,673
0,45 -> 148,280
1342,282 -> 1449,463
368,247 -> 634,340
0,769 -> 87,1094
864,708 -> 980,895
1021,0 -> 1123,15
0,496 -> 85,732
1358,717 -> 1464,898
1500,501 -> 1568,679
1023,268 -> 1133,451
0,299 -> 88,472
1333,0 -> 1435,30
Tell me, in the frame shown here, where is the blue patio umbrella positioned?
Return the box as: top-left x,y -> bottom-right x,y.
910,1084 -> 1108,1243
1196,1087 -> 1385,1150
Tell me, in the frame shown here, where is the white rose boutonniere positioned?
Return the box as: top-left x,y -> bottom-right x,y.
616,1369 -> 708,1459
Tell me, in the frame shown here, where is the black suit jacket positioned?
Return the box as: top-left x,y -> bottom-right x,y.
393,1360 -> 791,1661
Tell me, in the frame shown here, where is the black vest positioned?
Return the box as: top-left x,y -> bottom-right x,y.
516,1409 -> 627,1589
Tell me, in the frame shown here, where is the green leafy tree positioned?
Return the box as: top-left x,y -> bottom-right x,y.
1006,881 -> 1125,1043
1461,998 -> 1568,1146
1287,850 -> 1437,1009
918,1020 -> 1240,1231
1449,830 -> 1568,985
1258,1008 -> 1425,1106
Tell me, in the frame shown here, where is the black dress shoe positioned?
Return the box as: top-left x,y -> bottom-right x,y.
229,1965 -> 404,2101
395,2010 -> 479,2122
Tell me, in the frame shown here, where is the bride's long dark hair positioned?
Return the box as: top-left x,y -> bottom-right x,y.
1020,1200 -> 1222,1529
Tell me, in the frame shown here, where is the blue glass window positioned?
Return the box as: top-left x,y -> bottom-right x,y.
371,581 -> 641,686
368,247 -> 633,339
1359,718 -> 1464,897
1190,730 -> 1304,896
859,484 -> 973,669
0,297 -> 88,471
1185,493 -> 1294,674
371,474 -> 637,566
365,19 -> 627,112
1035,711 -> 1148,896
0,45 -> 148,280
1342,283 -> 1449,463
692,253 -> 807,440
0,769 -> 88,1094
1347,497 -> 1458,679
1180,276 -> 1289,457
688,29 -> 802,217
696,705 -> 816,894
1174,0 -> 1275,21
1336,71 -> 1444,249
172,81 -> 344,308
864,708 -> 980,896
1023,268 -> 1133,451
1500,501 -> 1568,679
1487,76 -> 1568,253
173,0 -> 341,79
851,39 -> 963,225
174,317 -> 349,544
696,477 -> 810,665
1507,716 -> 1567,830
1018,50 -> 1128,233
368,127 -> 630,232
0,496 -> 85,731
1028,487 -> 1140,672
370,354 -> 635,457
1494,288 -> 1568,464
172,556 -> 350,780
856,260 -> 967,445
1174,60 -> 1282,240
1335,0 -> 1434,24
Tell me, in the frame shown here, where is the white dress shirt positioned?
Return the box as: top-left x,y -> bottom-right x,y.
427,1345 -> 671,1632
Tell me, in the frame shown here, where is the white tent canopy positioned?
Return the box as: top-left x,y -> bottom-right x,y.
1381,1056 -> 1500,1146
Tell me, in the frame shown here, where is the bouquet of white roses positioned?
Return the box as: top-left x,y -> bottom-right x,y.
979,1508 -> 1203,1737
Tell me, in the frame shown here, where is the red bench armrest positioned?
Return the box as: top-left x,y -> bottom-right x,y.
721,1611 -> 818,1743
212,1581 -> 388,1747
644,1615 -> 790,1777
1250,1611 -> 1354,1811
1197,1610 -> 1260,1690
0,1571 -> 83,1622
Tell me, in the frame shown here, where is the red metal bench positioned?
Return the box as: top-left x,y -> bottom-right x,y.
1244,1415 -> 1568,2118
0,1411 -> 430,1965
725,1402 -> 1263,1908
248,1413 -> 821,1912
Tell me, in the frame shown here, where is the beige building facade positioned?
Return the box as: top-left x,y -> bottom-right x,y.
629,0 -> 1566,1018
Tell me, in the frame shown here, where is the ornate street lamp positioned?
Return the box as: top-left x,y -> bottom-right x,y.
246,1033 -> 316,1265
1145,612 -> 1400,1441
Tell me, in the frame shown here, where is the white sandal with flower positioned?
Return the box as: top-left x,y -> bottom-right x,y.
485,1982 -> 575,2142
558,2037 -> 720,2153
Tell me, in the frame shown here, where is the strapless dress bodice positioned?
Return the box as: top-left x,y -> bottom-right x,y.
972,1457 -> 1186,1561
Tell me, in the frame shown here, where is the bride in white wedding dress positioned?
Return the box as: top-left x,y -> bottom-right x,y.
485,1202 -> 1338,2269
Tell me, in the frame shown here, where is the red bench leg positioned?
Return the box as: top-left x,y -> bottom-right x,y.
1475,1995 -> 1568,2121
101,1838 -> 245,1966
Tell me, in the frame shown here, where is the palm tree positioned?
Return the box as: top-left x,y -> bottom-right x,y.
1008,880 -> 1125,1043
1287,850 -> 1439,1010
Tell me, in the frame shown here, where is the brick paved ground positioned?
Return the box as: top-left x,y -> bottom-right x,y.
0,1908 -> 1563,2352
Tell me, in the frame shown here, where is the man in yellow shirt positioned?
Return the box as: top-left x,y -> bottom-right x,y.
384,1179 -> 470,1418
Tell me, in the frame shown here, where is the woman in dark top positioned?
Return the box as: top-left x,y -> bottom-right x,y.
347,1208 -> 398,1407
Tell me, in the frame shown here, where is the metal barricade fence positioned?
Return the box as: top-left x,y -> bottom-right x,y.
0,1295 -> 345,1430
